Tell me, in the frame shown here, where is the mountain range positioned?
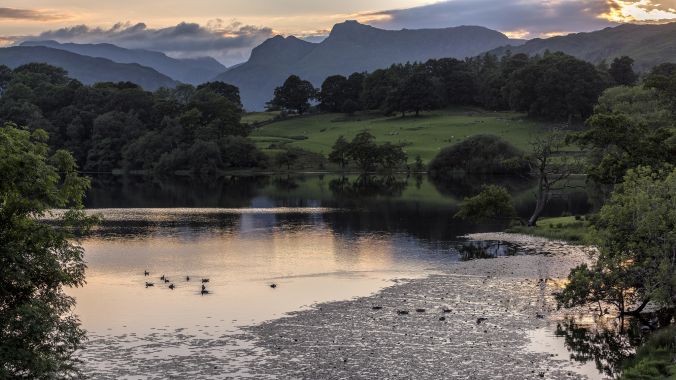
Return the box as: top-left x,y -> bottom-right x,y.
490,22 -> 676,71
1,20 -> 675,110
20,40 -> 227,84
0,46 -> 177,90
216,21 -> 520,110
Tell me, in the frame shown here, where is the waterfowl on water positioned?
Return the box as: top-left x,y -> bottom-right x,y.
168,284 -> 175,290
201,278 -> 209,283
160,275 -> 165,281
201,289 -> 209,295
144,270 -> 149,276
270,283 -> 277,289
186,276 -> 190,281
145,282 -> 154,287
164,279 -> 170,283
201,284 -> 206,291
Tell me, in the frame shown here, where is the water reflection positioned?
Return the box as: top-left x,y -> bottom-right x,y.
457,240 -> 519,261
554,318 -> 647,377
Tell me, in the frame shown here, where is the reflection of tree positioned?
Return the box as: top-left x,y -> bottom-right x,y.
272,176 -> 299,191
329,175 -> 407,198
555,318 -> 645,377
86,174 -> 265,208
457,241 -> 518,261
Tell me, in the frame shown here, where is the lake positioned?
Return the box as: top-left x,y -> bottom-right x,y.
70,173 -> 622,378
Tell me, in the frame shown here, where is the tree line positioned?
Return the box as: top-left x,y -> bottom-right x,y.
0,63 -> 267,178
268,51 -> 641,121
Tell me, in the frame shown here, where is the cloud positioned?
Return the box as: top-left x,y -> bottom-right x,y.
0,7 -> 67,21
361,0 -> 624,39
21,20 -> 274,66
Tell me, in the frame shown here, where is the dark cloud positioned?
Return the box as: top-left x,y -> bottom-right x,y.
365,0 -> 619,38
0,7 -> 66,21
23,20 -> 274,65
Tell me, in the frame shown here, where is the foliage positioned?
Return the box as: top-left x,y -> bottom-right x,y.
0,123 -> 96,378
428,134 -> 530,179
267,75 -> 316,114
384,73 -> 439,116
573,113 -> 676,185
454,185 -> 517,223
621,325 -> 676,380
609,56 -> 638,86
595,86 -> 672,128
504,52 -> 606,120
507,216 -> 591,243
328,132 -> 407,172
557,167 -> 676,315
0,64 -> 266,176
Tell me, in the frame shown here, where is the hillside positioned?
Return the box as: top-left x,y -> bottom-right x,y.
250,108 -> 548,163
0,46 -> 178,90
216,21 -> 518,111
491,22 -> 676,71
20,40 -> 226,84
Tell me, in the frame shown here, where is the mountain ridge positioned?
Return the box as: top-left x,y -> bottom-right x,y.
216,20 -> 519,110
20,40 -> 226,84
0,46 -> 178,90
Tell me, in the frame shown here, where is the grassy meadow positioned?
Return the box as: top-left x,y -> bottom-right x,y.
250,108 -> 557,164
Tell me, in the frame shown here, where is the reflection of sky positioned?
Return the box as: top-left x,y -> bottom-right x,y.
70,207 -> 462,338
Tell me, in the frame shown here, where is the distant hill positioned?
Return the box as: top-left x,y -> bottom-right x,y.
0,46 -> 178,90
490,22 -> 676,71
216,20 -> 519,110
20,40 -> 227,84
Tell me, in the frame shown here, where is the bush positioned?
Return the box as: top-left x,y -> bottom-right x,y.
428,135 -> 530,180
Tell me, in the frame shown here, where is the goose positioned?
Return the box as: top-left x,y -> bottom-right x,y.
270,283 -> 277,289
201,289 -> 209,295
144,270 -> 149,276
201,278 -> 209,283
145,282 -> 154,287
168,284 -> 175,290
201,284 -> 207,291
160,275 -> 165,281
186,276 -> 190,281
164,279 -> 170,283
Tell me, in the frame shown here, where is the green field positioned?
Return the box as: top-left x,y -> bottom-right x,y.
250,108 -> 554,163
508,216 -> 592,243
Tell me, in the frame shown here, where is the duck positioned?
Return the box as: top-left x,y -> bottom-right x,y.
201,289 -> 209,295
201,284 -> 207,291
144,270 -> 149,276
186,276 -> 190,281
270,283 -> 277,289
160,275 -> 166,281
168,284 -> 175,290
145,282 -> 154,287
201,278 -> 209,283
164,278 -> 170,283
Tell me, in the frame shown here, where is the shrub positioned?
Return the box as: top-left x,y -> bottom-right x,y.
428,134 -> 530,181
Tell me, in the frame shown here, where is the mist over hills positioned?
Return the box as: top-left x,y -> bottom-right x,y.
490,22 -> 676,71
20,40 -> 227,84
217,21 -> 519,110
0,46 -> 178,90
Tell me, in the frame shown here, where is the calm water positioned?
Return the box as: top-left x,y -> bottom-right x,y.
69,174 -> 620,376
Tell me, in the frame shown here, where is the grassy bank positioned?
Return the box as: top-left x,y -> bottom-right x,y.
250,108 -> 553,164
507,216 -> 592,243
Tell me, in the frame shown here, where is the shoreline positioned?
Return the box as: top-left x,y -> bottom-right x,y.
237,232 -> 597,379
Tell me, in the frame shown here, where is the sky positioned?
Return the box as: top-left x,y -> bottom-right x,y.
1,0 -> 675,65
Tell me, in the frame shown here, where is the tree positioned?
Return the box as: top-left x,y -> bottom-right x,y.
328,136 -> 350,169
386,73 -> 438,116
527,130 -> 577,226
557,167 -> 676,316
505,52 -> 606,121
275,150 -> 299,170
347,131 -> 380,171
572,113 -> 676,185
645,63 -> 676,114
608,56 -> 638,86
454,185 -> 517,223
318,75 -> 347,112
0,124 -> 95,378
195,81 -> 242,108
267,75 -> 316,114
595,85 -> 671,128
